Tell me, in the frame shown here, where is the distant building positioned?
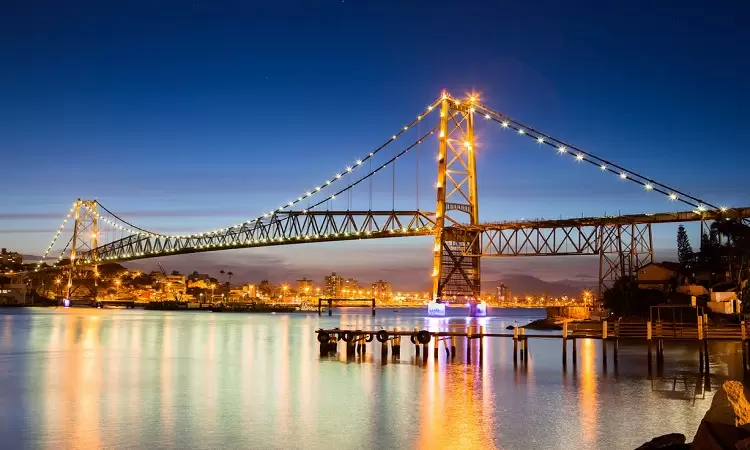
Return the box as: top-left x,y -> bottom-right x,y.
637,262 -> 682,291
296,278 -> 313,296
242,283 -> 257,298
371,280 -> 392,301
496,284 -> 511,303
0,277 -> 27,305
0,248 -> 22,271
343,278 -> 359,296
324,272 -> 344,297
188,279 -> 211,290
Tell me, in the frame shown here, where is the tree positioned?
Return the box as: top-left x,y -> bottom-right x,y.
227,271 -> 234,285
677,225 -> 693,267
219,269 -> 225,281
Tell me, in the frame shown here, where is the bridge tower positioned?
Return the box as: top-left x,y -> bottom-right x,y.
65,199 -> 99,299
432,96 -> 482,308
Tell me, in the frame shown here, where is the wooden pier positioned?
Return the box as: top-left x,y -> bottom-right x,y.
317,298 -> 376,316
315,319 -> 750,375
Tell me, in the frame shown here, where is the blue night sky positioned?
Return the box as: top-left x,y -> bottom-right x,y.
2,0 -> 749,289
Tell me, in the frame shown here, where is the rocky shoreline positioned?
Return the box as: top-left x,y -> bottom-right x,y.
637,380 -> 750,449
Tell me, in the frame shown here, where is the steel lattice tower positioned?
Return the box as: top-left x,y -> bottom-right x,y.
66,199 -> 99,299
432,96 -> 481,301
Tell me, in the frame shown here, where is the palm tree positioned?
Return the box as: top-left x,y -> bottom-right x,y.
219,269 -> 225,282
227,271 -> 234,286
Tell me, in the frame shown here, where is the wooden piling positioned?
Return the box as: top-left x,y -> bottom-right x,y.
413,327 -> 419,357
562,321 -> 568,367
393,327 -> 400,359
467,328 -> 473,361
703,339 -> 709,373
479,326 -> 485,358
451,336 -> 457,358
572,337 -> 577,366
513,326 -> 519,365
434,334 -> 439,359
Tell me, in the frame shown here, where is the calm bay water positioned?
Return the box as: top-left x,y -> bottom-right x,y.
0,307 -> 744,449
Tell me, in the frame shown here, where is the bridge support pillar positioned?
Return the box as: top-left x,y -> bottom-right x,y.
65,199 -> 100,301
431,95 -> 482,306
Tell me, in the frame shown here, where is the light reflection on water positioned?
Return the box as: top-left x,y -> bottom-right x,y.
0,307 -> 742,449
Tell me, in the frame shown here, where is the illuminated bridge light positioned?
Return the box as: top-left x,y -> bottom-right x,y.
576,154 -> 584,161
669,193 -> 678,201
645,183 -> 653,190
620,173 -> 627,179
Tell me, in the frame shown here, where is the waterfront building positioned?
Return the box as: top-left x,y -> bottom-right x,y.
343,278 -> 359,293
295,278 -> 313,297
371,280 -> 392,301
0,248 -> 22,271
324,272 -> 343,297
496,284 -> 511,304
242,283 -> 257,298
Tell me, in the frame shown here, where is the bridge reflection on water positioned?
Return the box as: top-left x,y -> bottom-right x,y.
0,308 -> 741,449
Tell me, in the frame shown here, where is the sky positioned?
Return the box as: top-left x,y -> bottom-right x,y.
1,0 -> 749,289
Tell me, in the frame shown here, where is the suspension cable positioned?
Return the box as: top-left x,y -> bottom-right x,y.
304,124 -> 440,212
473,100 -> 723,213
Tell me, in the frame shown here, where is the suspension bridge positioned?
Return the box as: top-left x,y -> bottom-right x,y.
25,92 -> 750,315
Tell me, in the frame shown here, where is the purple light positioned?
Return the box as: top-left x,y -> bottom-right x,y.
427,301 -> 446,317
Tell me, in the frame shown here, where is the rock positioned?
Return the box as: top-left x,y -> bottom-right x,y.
522,318 -> 563,331
635,433 -> 687,449
691,380 -> 750,449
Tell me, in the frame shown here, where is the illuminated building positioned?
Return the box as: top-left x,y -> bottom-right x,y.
371,280 -> 392,301
295,278 -> 313,296
496,284 -> 511,303
0,248 -> 22,271
324,272 -> 343,297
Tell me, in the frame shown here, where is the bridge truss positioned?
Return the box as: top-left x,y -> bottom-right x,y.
28,91 -> 750,302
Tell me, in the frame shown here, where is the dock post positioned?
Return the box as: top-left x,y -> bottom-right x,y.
393,328 -> 400,359
602,320 -> 608,369
318,298 -> 322,316
328,299 -> 332,316
614,322 -> 619,367
422,343 -> 428,362
479,326 -> 485,359
520,328 -> 527,361
703,339 -> 709,374
572,337 -> 577,366
372,299 -> 376,316
467,328 -> 473,362
381,338 -> 388,360
647,321 -> 653,366
434,334 -> 439,359
451,335 -> 456,358
698,315 -> 704,372
562,321 -> 568,367
413,327 -> 419,357
513,326 -> 519,365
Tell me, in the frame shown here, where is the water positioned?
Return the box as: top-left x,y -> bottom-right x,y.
0,307 -> 744,449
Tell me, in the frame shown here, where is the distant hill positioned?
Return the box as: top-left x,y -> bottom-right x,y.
483,274 -> 596,297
